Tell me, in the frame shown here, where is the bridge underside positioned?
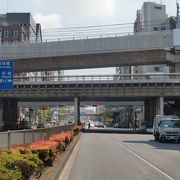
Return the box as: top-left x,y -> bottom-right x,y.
14,50 -> 168,73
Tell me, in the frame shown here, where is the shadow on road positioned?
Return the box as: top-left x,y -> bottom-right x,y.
82,128 -> 152,134
122,139 -> 180,151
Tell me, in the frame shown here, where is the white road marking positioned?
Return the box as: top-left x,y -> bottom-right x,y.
115,140 -> 175,180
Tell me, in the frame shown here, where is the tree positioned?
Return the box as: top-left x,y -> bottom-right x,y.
102,109 -> 115,126
58,107 -> 68,120
37,107 -> 52,123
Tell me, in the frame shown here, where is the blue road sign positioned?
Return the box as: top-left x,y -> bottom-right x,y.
0,60 -> 14,90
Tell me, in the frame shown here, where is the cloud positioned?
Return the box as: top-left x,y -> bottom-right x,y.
35,0 -> 116,18
34,13 -> 61,28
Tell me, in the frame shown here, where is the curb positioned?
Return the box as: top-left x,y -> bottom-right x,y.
39,133 -> 81,180
54,133 -> 81,180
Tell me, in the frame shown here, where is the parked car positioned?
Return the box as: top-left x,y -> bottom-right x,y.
98,122 -> 104,128
18,121 -> 32,130
89,121 -> 95,127
37,122 -> 46,128
113,123 -> 120,128
94,121 -> 99,127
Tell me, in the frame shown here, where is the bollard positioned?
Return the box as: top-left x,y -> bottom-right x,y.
8,130 -> 11,149
32,132 -> 35,142
23,131 -> 26,147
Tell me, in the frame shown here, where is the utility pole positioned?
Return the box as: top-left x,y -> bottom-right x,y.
176,0 -> 180,28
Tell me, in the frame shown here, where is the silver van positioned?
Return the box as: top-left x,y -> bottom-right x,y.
153,115 -> 180,142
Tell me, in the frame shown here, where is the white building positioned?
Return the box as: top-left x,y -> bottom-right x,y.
117,2 -> 175,77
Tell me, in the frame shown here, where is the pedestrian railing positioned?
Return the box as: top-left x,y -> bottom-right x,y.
13,73 -> 180,84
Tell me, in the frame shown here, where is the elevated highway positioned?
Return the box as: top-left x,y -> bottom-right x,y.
1,74 -> 180,130
0,30 -> 175,73
1,74 -> 180,101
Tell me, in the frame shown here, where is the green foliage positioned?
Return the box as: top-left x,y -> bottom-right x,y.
0,130 -> 76,179
59,142 -> 66,152
0,149 -> 42,180
58,107 -> 68,120
6,160 -> 33,180
31,148 -> 57,167
37,107 -> 52,123
102,110 -> 115,125
0,164 -> 22,180
73,127 -> 80,136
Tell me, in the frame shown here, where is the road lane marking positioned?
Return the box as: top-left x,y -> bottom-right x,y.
115,141 -> 174,180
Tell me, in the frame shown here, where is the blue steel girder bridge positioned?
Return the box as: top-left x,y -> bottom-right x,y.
1,74 -> 180,130
0,29 -> 180,73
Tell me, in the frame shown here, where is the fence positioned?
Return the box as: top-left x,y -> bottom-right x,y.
0,124 -> 75,149
13,73 -> 180,84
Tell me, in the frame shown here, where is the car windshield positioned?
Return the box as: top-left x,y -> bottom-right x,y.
161,120 -> 180,128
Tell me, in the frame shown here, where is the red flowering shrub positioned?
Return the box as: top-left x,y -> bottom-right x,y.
64,131 -> 74,141
73,125 -> 83,135
49,131 -> 74,151
11,143 -> 24,149
29,140 -> 59,166
0,128 -> 78,178
49,135 -> 63,143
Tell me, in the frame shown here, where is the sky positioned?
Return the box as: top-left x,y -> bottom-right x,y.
0,0 -> 178,75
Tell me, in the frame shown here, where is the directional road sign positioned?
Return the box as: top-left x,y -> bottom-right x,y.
0,60 -> 14,90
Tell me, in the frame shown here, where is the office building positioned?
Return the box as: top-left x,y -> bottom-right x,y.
0,13 -> 42,44
117,2 -> 176,77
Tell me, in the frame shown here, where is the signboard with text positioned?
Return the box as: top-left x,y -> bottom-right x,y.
0,60 -> 14,90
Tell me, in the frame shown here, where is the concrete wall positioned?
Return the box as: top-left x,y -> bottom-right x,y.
0,30 -> 173,60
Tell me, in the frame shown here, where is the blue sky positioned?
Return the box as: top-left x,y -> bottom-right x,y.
0,0 -> 178,75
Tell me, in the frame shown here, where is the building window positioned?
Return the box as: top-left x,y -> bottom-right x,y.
161,27 -> 166,31
4,31 -> 8,37
154,67 -> 160,72
14,30 -> 19,37
154,6 -> 162,10
8,30 -> 12,36
154,27 -> 158,31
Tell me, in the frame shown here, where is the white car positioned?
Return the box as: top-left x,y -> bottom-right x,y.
90,121 -> 95,127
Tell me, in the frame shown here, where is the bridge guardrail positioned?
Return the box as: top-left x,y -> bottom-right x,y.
0,124 -> 75,150
13,73 -> 180,84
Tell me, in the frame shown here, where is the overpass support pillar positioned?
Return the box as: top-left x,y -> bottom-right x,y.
175,63 -> 180,73
0,99 -> 18,131
156,97 -> 164,116
74,97 -> 80,125
144,97 -> 164,126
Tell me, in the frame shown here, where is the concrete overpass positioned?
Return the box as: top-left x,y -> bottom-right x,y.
0,30 -> 178,73
0,74 -> 180,130
2,75 -> 180,101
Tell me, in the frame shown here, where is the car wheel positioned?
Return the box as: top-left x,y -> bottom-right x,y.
154,133 -> 159,141
159,136 -> 166,143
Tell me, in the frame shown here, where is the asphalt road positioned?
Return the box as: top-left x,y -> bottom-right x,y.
66,133 -> 180,180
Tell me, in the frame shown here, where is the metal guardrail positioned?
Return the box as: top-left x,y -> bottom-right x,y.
0,28 -> 172,44
13,73 -> 180,84
0,124 -> 75,150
